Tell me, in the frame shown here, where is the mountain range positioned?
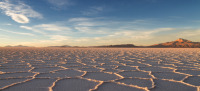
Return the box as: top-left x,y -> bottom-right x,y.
48,45 -> 71,47
5,45 -> 30,47
2,38 -> 200,48
93,44 -> 136,48
94,38 -> 200,48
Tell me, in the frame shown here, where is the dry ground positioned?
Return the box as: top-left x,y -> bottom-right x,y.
0,48 -> 199,91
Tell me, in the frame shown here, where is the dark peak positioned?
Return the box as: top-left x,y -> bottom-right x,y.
175,38 -> 192,42
95,44 -> 136,48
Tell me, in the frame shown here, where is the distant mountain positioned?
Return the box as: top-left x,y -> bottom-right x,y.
5,45 -> 12,47
5,45 -> 30,47
48,45 -> 71,47
150,38 -> 200,48
94,44 -> 136,48
3,39 -> 199,48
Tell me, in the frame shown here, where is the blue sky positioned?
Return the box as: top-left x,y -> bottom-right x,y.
0,0 -> 200,47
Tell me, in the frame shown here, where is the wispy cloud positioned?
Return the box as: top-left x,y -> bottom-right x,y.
20,26 -> 46,34
69,17 -> 104,27
177,29 -> 200,37
103,28 -> 175,41
68,17 -> 156,35
0,0 -> 42,23
18,35 -> 71,46
68,17 -> 114,34
82,6 -> 104,16
0,35 -> 9,40
20,26 -> 33,30
46,0 -> 73,9
0,29 -> 35,36
47,0 -> 69,6
20,23 -> 72,37
68,18 -> 92,22
49,35 -> 70,41
34,24 -> 71,31
3,23 -> 12,26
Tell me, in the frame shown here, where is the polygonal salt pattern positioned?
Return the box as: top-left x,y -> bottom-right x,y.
0,48 -> 199,91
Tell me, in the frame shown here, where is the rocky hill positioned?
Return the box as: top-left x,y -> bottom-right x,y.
150,38 -> 200,48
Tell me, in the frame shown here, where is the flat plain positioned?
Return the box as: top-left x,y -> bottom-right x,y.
0,48 -> 199,91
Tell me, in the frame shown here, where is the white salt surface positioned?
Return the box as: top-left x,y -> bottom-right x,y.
0,48 -> 199,91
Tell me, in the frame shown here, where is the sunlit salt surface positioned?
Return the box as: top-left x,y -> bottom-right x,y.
0,48 -> 199,91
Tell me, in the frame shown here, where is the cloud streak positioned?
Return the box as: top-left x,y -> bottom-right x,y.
34,24 -> 71,31
20,23 -> 72,35
0,29 -> 35,36
48,0 -> 69,6
49,35 -> 70,41
46,0 -> 73,10
0,0 -> 42,23
177,29 -> 200,37
20,26 -> 46,34
82,6 -> 104,16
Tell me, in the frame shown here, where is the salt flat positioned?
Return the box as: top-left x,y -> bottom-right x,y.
0,48 -> 199,91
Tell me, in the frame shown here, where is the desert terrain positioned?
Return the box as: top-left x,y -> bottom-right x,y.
0,48 -> 199,91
